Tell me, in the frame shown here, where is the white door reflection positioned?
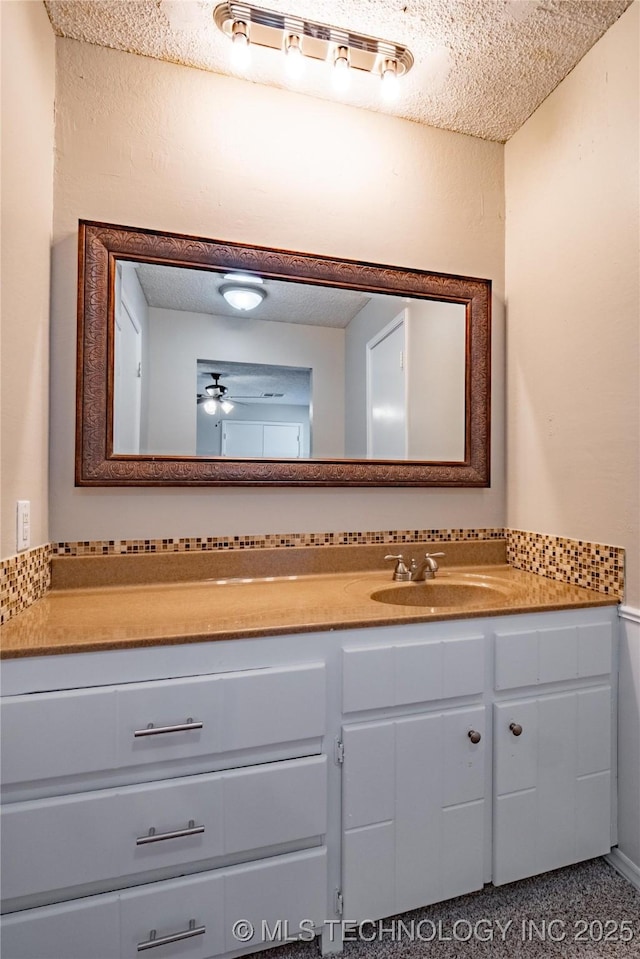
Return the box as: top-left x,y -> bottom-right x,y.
367,312 -> 407,459
113,264 -> 142,454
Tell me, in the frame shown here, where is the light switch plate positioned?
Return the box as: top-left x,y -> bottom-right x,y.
16,500 -> 30,552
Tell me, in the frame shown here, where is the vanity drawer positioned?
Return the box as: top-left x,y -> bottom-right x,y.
0,894 -> 120,959
1,663 -> 326,787
122,847 -> 328,958
1,848 -> 327,959
120,870 -> 224,959
343,635 -> 485,712
494,622 -> 613,691
1,756 -> 327,903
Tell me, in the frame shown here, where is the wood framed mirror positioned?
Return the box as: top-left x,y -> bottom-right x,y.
76,220 -> 491,486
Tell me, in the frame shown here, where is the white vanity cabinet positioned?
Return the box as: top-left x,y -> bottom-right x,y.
492,620 -> 614,885
340,634 -> 487,920
0,604 -> 618,959
341,706 -> 486,921
1,659 -> 329,959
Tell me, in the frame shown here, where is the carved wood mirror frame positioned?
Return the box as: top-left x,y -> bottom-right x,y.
76,220 -> 491,487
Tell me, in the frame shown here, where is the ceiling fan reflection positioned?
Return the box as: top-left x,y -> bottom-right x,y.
197,372 -> 238,415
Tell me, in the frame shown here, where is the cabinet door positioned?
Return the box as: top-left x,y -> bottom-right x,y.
342,706 -> 485,921
493,687 -> 612,885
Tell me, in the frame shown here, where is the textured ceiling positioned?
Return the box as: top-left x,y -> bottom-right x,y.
135,262 -> 372,327
137,263 -> 379,405
44,0 -> 632,141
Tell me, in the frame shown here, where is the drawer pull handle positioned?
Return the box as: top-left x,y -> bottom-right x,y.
134,718 -> 203,738
468,729 -> 481,744
136,820 -> 205,846
138,919 -> 205,951
510,722 -> 523,737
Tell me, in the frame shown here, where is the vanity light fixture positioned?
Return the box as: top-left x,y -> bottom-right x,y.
213,3 -> 414,96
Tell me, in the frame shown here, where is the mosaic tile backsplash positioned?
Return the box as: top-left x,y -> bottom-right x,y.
0,544 -> 52,626
1,528 -> 624,626
507,528 -> 624,598
51,527 -> 505,556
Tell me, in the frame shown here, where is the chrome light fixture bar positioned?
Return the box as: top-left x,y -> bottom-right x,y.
213,2 -> 414,88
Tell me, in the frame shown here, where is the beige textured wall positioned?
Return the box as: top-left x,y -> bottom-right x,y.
0,1 -> 55,559
51,39 -> 505,542
505,2 -> 640,606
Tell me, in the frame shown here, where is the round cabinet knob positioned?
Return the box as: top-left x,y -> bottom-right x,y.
468,730 -> 481,744
509,722 -> 523,737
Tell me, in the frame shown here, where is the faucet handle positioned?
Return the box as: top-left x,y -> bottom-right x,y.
425,552 -> 445,558
384,554 -> 412,581
423,551 -> 445,571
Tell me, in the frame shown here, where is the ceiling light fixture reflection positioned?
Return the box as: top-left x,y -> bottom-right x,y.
223,272 -> 264,285
220,284 -> 266,311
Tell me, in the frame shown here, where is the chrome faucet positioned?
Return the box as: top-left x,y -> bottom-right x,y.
384,554 -> 413,582
411,552 -> 445,581
385,551 -> 445,581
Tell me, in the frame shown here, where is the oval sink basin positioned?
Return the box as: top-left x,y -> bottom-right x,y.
371,582 -> 507,608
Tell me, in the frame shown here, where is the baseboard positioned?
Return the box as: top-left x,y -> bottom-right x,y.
605,849 -> 640,892
619,605 -> 640,624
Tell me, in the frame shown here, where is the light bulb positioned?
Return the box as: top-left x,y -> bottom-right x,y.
220,399 -> 234,414
332,46 -> 350,92
285,34 -> 304,79
381,59 -> 399,101
203,398 -> 218,415
230,20 -> 250,70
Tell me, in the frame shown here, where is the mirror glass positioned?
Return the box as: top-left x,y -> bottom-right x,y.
113,261 -> 466,461
77,220 -> 490,486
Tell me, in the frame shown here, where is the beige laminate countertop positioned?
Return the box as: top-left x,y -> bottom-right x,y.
0,565 -> 618,659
